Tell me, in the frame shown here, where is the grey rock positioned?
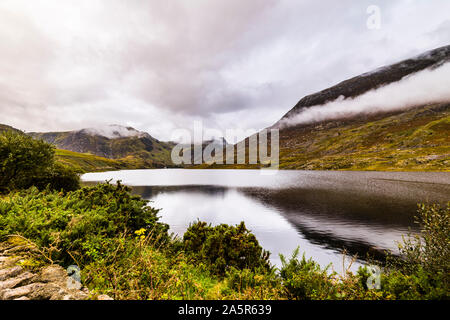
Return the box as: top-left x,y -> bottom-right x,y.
0,266 -> 23,281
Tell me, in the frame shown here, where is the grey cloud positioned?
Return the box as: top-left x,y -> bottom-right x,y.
0,0 -> 449,140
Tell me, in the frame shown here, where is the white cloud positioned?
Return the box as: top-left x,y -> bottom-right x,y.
278,62 -> 450,128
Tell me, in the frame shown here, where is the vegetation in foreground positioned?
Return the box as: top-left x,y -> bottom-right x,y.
0,182 -> 448,300
0,130 -> 449,300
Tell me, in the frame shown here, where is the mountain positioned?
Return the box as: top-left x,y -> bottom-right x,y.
28,125 -> 176,169
206,46 -> 450,171
0,123 -> 136,172
277,45 -> 450,124
271,45 -> 450,171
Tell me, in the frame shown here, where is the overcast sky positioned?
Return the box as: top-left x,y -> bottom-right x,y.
0,0 -> 449,141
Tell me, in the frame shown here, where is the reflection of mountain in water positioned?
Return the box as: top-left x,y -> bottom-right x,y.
131,185 -> 228,200
241,187 -> 422,261
133,184 -> 425,262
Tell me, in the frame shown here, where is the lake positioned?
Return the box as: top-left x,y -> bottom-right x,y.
81,169 -> 450,273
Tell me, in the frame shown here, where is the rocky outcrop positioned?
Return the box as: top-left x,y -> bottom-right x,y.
0,240 -> 112,300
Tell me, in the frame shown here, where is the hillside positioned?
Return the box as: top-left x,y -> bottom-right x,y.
0,124 -> 163,172
0,124 -> 22,134
29,125 -> 175,169
271,46 -> 450,171
277,103 -> 449,171
278,45 -> 450,122
55,149 -> 135,173
197,46 -> 450,171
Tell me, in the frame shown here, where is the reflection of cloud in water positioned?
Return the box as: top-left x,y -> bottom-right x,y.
82,170 -> 450,273
143,186 -> 365,273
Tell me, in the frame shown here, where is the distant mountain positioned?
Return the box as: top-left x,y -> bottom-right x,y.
28,124 -> 175,168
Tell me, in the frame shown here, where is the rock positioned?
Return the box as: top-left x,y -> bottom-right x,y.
0,266 -> 23,281
1,283 -> 45,300
0,241 -> 113,300
0,272 -> 35,290
39,265 -> 68,285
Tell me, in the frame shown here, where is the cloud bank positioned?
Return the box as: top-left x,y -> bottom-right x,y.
278,62 -> 450,128
0,0 -> 450,140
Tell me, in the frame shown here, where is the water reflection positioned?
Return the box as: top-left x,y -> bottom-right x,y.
82,169 -> 450,272
128,185 -> 412,271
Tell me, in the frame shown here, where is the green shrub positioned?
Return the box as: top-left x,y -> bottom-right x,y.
0,130 -> 54,192
183,221 -> 271,276
279,247 -> 337,299
397,203 -> 449,276
30,162 -> 80,192
380,267 -> 448,299
382,203 -> 450,299
0,130 -> 80,192
0,181 -> 169,264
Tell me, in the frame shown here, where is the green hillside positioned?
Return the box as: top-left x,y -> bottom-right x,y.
55,149 -> 133,173
29,125 -> 176,169
194,103 -> 449,171
0,124 -> 22,134
278,103 -> 450,171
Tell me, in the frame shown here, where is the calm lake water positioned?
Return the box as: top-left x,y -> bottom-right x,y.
81,169 -> 450,273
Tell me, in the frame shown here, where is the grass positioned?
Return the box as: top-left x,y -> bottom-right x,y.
55,149 -> 133,173
278,104 -> 450,171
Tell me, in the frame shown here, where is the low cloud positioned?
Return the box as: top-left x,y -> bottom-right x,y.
1,1 -> 450,140
278,62 -> 450,128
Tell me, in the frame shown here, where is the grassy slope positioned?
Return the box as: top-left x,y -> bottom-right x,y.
279,103 -> 450,171
29,131 -> 177,172
55,148 -> 179,173
55,149 -> 134,173
193,104 -> 449,171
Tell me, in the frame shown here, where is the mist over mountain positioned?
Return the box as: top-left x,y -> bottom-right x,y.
28,125 -> 174,168
276,45 -> 450,128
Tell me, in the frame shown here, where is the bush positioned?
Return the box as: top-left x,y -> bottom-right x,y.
0,130 -> 80,192
0,130 -> 54,192
382,203 -> 450,299
279,247 -> 336,299
30,162 -> 80,192
183,221 -> 271,276
397,203 -> 449,276
0,181 -> 169,265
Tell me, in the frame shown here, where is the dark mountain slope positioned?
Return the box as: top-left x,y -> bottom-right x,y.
279,45 -> 450,123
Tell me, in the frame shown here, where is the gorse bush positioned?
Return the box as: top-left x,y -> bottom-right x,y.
0,130 -> 80,192
279,247 -> 337,300
30,162 -> 80,192
0,181 -> 169,264
183,221 -> 271,276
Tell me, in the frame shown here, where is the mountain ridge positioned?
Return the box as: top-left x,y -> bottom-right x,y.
28,124 -> 175,168
277,45 -> 450,126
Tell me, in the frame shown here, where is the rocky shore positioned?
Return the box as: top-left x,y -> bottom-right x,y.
0,239 -> 111,300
